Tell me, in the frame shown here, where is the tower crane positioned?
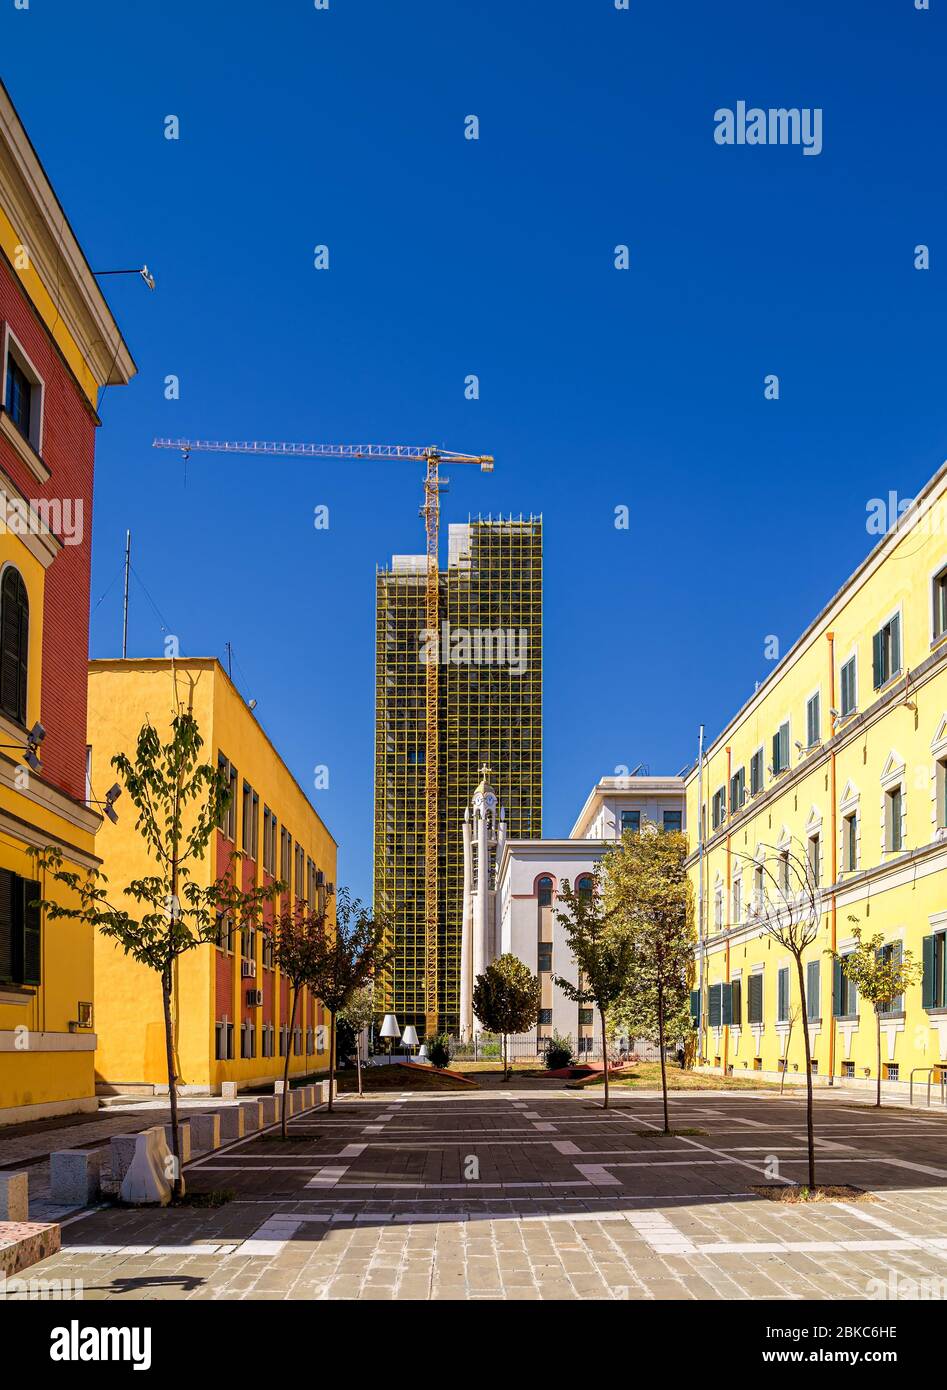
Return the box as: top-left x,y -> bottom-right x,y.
152,437 -> 495,1037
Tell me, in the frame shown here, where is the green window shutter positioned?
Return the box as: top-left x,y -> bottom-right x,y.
0,868 -> 14,983
20,878 -> 41,987
722,983 -> 733,1027
777,967 -> 789,1021
689,989 -> 700,1025
708,983 -> 722,1028
772,732 -> 779,771
833,957 -> 843,1017
730,978 -> 742,1025
748,973 -> 763,1024
806,960 -> 820,1020
922,934 -> 935,1010
891,614 -> 901,673
872,629 -> 883,688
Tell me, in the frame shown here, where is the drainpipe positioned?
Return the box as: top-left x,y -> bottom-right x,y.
724,744 -> 732,1075
827,630 -> 838,1085
697,723 -> 705,1059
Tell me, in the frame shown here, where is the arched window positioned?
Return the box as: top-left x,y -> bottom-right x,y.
577,874 -> 593,902
0,567 -> 28,725
537,876 -> 553,907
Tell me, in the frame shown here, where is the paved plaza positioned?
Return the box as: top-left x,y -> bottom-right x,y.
15,1084 -> 947,1300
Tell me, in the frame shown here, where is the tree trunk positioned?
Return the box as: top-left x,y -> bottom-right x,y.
281,984 -> 298,1139
327,1011 -> 336,1112
161,969 -> 182,1199
503,1032 -> 509,1082
794,953 -> 817,1190
356,1031 -> 363,1096
780,1016 -> 794,1096
600,1007 -> 610,1110
876,1011 -> 882,1109
657,980 -> 669,1134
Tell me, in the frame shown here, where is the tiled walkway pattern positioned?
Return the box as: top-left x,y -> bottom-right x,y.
19,1088 -> 947,1299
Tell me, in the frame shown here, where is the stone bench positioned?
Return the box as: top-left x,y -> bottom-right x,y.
49,1150 -> 101,1206
0,1171 -> 29,1223
188,1113 -> 220,1153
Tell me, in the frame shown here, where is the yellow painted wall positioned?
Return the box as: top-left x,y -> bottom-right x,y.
88,660 -> 337,1095
687,464 -> 947,1093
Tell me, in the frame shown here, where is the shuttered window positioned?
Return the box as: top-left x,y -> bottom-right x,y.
689,989 -> 701,1026
833,956 -> 858,1018
806,960 -> 821,1020
0,870 -> 41,986
772,722 -> 790,775
708,983 -> 722,1028
777,966 -> 790,1022
872,614 -> 901,690
730,979 -> 742,1026
840,656 -> 857,716
0,567 -> 28,725
922,932 -> 947,1011
747,972 -> 764,1024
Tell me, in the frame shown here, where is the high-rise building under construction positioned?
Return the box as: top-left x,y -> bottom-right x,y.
374,515 -> 542,1036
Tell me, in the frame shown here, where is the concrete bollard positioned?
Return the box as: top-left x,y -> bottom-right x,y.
109,1134 -> 141,1184
274,1079 -> 286,1095
218,1107 -> 245,1143
120,1127 -> 172,1206
163,1120 -> 191,1165
0,1171 -> 29,1222
239,1100 -> 263,1132
221,1081 -> 238,1101
304,1085 -> 316,1109
189,1113 -> 221,1153
50,1150 -> 101,1206
260,1096 -> 278,1126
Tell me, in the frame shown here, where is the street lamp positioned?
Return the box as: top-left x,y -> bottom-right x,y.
379,1013 -> 401,1064
402,1025 -> 419,1059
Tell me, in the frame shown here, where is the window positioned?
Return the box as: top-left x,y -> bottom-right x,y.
877,942 -> 904,1015
407,748 -> 425,765
537,876 -> 553,907
620,809 -> 640,834
840,655 -> 857,717
708,981 -> 738,1027
216,912 -> 234,953
731,876 -> 741,925
241,925 -> 256,963
711,786 -> 726,830
262,932 -> 275,970
777,966 -> 790,1023
2,335 -> 42,452
778,850 -> 790,894
922,928 -> 947,1010
753,862 -> 764,912
806,691 -> 821,747
241,1019 -> 256,1059
262,1023 -> 275,1058
0,870 -> 41,986
747,973 -> 764,1025
215,1019 -> 234,1061
280,827 -> 292,887
577,1035 -> 593,1053
714,884 -> 723,931
750,749 -> 764,796
279,1024 -> 289,1057
729,766 -> 746,813
262,806 -> 277,875
844,811 -> 858,871
217,754 -> 238,839
872,613 -> 901,690
0,566 -> 29,725
242,782 -> 259,858
833,956 -> 858,1018
662,809 -> 682,833
934,565 -> 947,641
807,833 -> 820,887
295,845 -> 306,902
772,722 -> 790,775
576,874 -> 593,901
578,1008 -> 593,1025
806,960 -> 821,1021
538,1008 -> 552,1026
293,1027 -> 302,1056
537,942 -> 553,973
885,784 -> 904,852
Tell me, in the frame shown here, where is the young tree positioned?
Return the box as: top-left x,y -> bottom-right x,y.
738,838 -> 821,1188
554,873 -> 635,1109
338,983 -> 375,1096
472,954 -> 541,1081
267,896 -> 334,1137
307,889 -> 391,1111
832,925 -> 921,1109
31,714 -> 279,1196
603,821 -> 696,1133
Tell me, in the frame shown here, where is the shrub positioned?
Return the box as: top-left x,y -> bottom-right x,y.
427,1033 -> 452,1069
543,1031 -> 575,1070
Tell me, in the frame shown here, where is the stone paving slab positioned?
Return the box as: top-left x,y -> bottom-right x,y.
15,1087 -> 947,1300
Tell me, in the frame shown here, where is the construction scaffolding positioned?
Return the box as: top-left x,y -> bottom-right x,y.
374,515 -> 543,1036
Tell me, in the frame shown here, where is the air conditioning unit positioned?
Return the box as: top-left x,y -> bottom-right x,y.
241,960 -> 257,979
247,988 -> 263,1007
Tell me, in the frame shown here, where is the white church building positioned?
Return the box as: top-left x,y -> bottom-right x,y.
458,769 -> 686,1055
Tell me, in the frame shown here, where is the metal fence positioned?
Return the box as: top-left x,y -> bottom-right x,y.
446,1034 -> 665,1065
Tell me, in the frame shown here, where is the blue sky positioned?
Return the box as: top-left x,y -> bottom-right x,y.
3,0 -> 946,902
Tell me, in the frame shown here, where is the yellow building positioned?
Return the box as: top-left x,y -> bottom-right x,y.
686,462 -> 947,1098
0,83 -> 135,1123
88,659 -> 337,1096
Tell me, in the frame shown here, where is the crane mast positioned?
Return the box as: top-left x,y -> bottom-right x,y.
153,436 -> 494,1038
